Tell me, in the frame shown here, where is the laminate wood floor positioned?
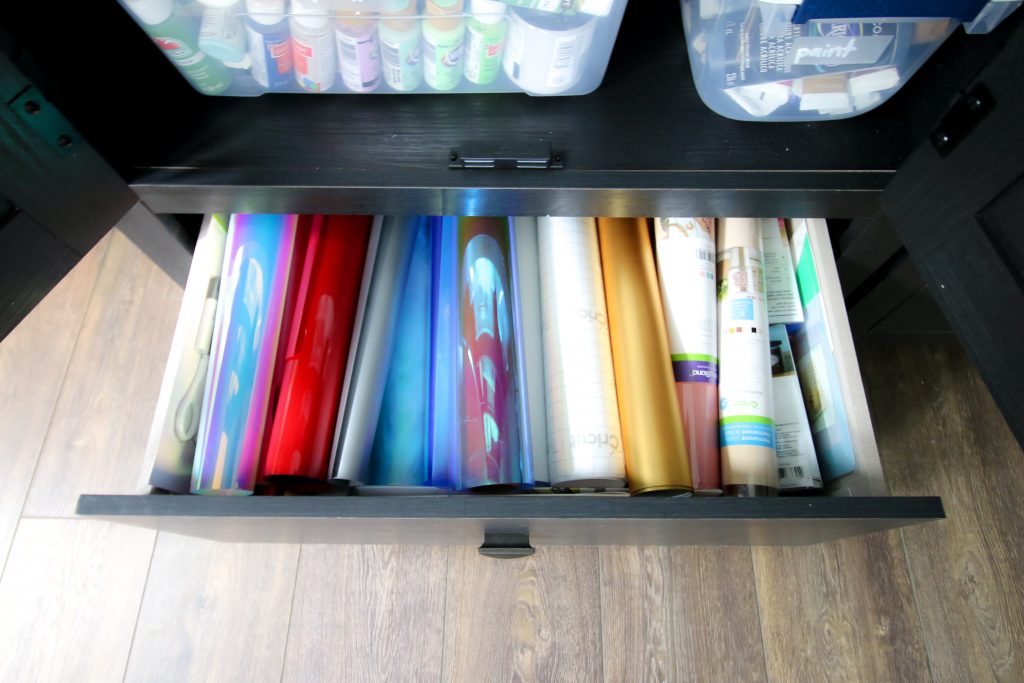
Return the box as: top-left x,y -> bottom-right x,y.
0,226 -> 1021,683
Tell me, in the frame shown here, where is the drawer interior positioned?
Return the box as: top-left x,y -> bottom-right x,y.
75,216 -> 942,547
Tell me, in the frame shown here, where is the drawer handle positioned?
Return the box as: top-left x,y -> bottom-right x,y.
478,531 -> 535,559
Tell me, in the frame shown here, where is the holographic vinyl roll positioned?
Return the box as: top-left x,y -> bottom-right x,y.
191,214 -> 298,496
717,217 -> 778,497
456,216 -> 528,490
329,215 -> 419,486
539,217 -> 625,488
370,219 -> 432,486
262,215 -> 373,487
597,217 -> 692,495
511,216 -> 548,486
147,214 -> 228,494
428,216 -> 459,488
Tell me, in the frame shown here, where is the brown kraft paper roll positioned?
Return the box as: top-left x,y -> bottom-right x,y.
597,217 -> 693,495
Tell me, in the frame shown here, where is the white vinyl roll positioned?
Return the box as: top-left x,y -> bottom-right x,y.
511,217 -> 549,485
538,216 -> 626,487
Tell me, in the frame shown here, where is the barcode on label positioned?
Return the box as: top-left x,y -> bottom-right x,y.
778,466 -> 805,479
696,249 -> 714,263
381,40 -> 400,69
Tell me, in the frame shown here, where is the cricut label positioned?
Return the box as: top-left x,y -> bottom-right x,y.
717,244 -> 775,449
655,218 -> 718,387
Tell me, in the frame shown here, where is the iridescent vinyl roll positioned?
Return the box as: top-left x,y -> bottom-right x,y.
510,217 -> 549,486
654,217 -> 721,494
539,217 -> 625,488
456,217 -> 528,490
428,216 -> 459,488
717,218 -> 778,496
147,214 -> 228,493
191,214 -> 298,495
330,215 -> 419,486
597,217 -> 692,495
370,219 -> 432,485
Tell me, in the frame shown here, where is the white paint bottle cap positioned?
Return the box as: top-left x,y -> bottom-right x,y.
245,0 -> 286,25
125,0 -> 174,25
471,0 -> 507,22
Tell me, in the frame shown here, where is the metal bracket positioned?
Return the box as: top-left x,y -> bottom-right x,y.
449,142 -> 564,170
8,86 -> 79,158
478,530 -> 535,559
930,83 -> 994,158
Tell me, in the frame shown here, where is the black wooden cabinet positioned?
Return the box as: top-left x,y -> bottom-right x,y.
3,2 -> 1021,549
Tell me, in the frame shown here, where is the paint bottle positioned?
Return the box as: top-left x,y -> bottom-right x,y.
423,0 -> 466,91
290,0 -> 336,92
493,0 -> 613,16
125,0 -> 232,94
502,7 -> 596,95
717,218 -> 778,497
198,1 -> 253,69
464,0 -> 507,85
244,0 -> 293,90
335,11 -> 382,92
379,0 -> 423,91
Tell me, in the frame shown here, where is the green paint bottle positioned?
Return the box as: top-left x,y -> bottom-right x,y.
124,0 -> 231,95
423,0 -> 466,91
464,0 -> 508,85
379,0 -> 423,91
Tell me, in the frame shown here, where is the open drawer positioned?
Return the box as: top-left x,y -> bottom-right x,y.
75,217 -> 943,551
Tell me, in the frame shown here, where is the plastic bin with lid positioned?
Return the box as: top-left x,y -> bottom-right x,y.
119,0 -> 629,96
680,0 -> 1021,121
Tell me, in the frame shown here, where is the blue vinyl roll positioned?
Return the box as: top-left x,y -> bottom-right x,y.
428,216 -> 459,488
370,219 -> 432,485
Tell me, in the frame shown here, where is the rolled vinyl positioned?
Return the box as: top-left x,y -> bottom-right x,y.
539,217 -> 626,488
428,216 -> 459,488
263,215 -> 373,484
717,217 -> 778,495
370,219 -> 432,485
329,215 -> 419,486
457,216 -> 527,489
147,214 -> 228,493
597,217 -> 692,495
511,217 -> 548,485
654,217 -> 721,494
191,214 -> 298,495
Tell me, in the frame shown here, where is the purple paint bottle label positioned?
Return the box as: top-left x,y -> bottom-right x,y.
336,22 -> 382,92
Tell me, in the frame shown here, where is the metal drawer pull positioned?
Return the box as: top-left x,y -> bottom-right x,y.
478,531 -> 535,559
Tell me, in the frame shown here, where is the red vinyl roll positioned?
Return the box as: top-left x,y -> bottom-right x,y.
262,215 -> 373,487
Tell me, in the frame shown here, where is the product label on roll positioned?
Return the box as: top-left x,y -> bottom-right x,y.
717,243 -> 775,449
655,218 -> 718,387
672,356 -> 717,384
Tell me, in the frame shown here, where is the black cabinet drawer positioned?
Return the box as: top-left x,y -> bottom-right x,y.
75,217 -> 944,548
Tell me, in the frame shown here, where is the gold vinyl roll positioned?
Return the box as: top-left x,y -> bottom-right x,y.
597,217 -> 692,495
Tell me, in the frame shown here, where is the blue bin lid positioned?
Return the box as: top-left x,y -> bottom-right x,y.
791,0 -> 990,22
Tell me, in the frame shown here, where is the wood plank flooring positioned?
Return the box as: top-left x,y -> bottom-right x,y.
0,229 -> 1021,682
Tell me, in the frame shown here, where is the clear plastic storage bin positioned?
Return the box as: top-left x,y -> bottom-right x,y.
681,0 -> 1021,121
120,0 -> 628,96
